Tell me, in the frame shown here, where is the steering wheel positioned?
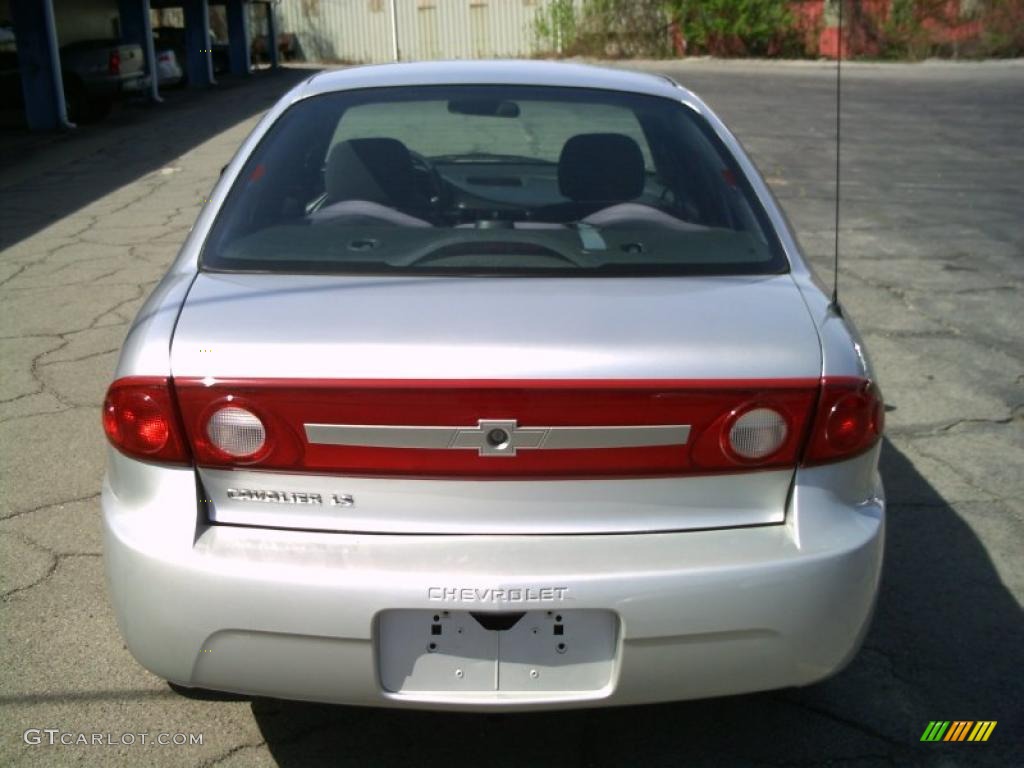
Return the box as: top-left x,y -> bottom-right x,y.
407,150 -> 447,213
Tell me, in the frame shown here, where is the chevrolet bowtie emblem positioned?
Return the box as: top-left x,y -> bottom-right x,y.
304,420 -> 691,457
453,419 -> 544,456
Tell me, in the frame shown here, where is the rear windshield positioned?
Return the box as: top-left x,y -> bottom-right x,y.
202,85 -> 787,276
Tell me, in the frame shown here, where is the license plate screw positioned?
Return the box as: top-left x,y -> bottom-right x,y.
530,669 -> 539,679
455,668 -> 464,679
556,642 -> 567,654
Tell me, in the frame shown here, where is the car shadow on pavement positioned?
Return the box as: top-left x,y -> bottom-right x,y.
244,439 -> 1022,767
0,67 -> 317,253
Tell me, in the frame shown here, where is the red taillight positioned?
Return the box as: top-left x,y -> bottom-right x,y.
163,377 -> 881,477
108,49 -> 121,75
803,377 -> 884,466
102,377 -> 190,464
173,378 -> 823,478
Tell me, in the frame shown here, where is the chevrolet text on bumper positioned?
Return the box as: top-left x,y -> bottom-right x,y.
101,61 -> 884,710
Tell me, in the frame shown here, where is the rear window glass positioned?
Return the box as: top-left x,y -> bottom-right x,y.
202,85 -> 787,277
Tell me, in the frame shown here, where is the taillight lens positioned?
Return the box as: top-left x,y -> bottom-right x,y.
726,406 -> 789,461
206,406 -> 267,459
162,377 -> 881,476
102,377 -> 190,464
174,378 -> 821,477
803,377 -> 884,465
108,50 -> 121,75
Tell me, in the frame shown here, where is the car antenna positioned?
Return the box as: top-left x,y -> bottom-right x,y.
830,0 -> 844,317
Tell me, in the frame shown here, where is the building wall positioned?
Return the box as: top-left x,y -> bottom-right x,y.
275,0 -> 546,63
54,0 -> 120,45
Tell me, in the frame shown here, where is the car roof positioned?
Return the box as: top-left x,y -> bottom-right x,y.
299,60 -> 700,107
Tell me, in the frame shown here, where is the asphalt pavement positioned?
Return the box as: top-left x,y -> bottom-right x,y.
0,59 -> 1021,767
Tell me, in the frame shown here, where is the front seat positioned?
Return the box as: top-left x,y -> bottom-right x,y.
322,137 -> 432,221
539,133 -> 646,222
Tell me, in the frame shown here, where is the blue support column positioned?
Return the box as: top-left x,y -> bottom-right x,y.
266,0 -> 279,69
9,0 -> 66,131
183,0 -> 215,87
118,0 -> 160,101
226,0 -> 250,76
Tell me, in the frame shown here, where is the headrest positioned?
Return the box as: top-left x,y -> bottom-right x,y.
325,137 -> 421,210
557,133 -> 645,204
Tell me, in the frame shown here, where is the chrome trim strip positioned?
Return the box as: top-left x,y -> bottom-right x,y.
305,420 -> 690,457
305,424 -> 457,450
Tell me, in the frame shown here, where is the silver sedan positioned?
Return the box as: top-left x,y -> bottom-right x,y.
101,61 -> 884,710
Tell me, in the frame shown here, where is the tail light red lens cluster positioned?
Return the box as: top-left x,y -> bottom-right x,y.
101,376 -> 882,476
101,377 -> 190,464
108,50 -> 121,75
172,378 -> 823,477
803,377 -> 885,464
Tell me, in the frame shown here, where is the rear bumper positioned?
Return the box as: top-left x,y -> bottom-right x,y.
118,73 -> 150,94
83,73 -> 149,97
102,449 -> 884,711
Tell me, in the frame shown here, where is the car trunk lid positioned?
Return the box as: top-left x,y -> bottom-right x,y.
170,273 -> 821,534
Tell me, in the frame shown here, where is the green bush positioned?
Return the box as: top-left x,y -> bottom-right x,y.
869,0 -> 1024,59
573,0 -> 671,57
874,0 -> 943,58
532,0 -> 579,55
533,0 -> 670,58
665,0 -> 802,56
978,0 -> 1024,57
532,0 -> 1023,61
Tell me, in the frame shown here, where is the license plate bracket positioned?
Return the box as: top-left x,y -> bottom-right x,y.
378,609 -> 618,693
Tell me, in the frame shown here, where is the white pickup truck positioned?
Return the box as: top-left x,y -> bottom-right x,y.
59,39 -> 148,123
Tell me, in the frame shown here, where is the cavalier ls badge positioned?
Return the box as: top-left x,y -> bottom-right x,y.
225,489 -> 354,507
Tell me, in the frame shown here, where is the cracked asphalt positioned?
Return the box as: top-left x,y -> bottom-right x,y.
1,60 -> 1022,767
